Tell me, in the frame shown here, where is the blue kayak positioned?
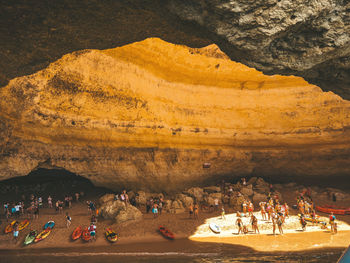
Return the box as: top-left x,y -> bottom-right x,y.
44,221 -> 55,230
338,246 -> 350,263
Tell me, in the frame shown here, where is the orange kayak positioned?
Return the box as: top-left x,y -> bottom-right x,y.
72,226 -> 83,240
4,220 -> 17,234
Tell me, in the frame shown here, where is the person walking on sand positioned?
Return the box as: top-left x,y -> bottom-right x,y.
300,214 -> 307,231
221,206 -> 226,220
152,203 -> 158,218
250,214 -> 260,234
193,203 -> 199,220
277,214 -> 283,235
188,203 -> 193,218
13,221 -> 19,243
48,196 -> 52,208
260,202 -> 267,221
236,217 -> 243,235
66,212 -> 72,228
272,214 -> 277,235
329,212 -> 336,234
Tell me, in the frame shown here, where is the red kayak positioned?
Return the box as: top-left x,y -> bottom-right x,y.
72,226 -> 83,240
81,228 -> 91,242
159,226 -> 175,240
323,204 -> 350,210
316,206 -> 350,215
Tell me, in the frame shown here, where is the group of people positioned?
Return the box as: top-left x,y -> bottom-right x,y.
146,196 -> 164,218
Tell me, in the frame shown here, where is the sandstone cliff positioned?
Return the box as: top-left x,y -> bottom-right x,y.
0,38 -> 349,191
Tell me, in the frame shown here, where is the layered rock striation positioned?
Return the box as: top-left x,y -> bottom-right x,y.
167,0 -> 350,99
0,38 -> 349,192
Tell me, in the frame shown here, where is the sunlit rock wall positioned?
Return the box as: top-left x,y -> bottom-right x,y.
0,38 -> 349,191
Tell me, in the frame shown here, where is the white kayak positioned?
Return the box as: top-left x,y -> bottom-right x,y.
209,223 -> 221,234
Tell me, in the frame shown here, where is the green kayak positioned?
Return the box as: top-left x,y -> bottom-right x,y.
24,230 -> 37,245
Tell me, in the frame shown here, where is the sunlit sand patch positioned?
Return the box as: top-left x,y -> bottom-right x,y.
189,212 -> 350,251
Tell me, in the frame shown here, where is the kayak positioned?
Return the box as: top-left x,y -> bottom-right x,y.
105,228 -> 118,242
24,230 -> 38,246
158,226 -> 175,240
34,229 -> 51,243
18,219 -> 30,231
298,214 -> 326,224
44,221 -> 55,230
72,226 -> 83,240
316,206 -> 350,215
4,220 -> 17,234
81,228 -> 91,242
324,204 -> 350,210
209,223 -> 221,234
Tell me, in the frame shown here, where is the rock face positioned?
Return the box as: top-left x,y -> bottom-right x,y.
99,196 -> 142,224
167,0 -> 350,99
0,1 -> 349,100
0,38 -> 350,192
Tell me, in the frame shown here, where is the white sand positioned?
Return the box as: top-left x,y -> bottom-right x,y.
191,212 -> 350,238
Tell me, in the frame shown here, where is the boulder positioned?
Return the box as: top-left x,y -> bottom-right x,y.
252,192 -> 267,204
99,193 -> 115,205
209,192 -> 222,201
115,205 -> 143,224
163,200 -> 172,213
176,194 -> 194,208
171,200 -> 186,213
183,187 -> 204,202
100,199 -> 143,224
99,200 -> 126,219
203,186 -> 221,193
229,195 -> 246,211
247,177 -> 258,185
241,184 -> 254,197
254,178 -> 270,194
135,191 -> 147,206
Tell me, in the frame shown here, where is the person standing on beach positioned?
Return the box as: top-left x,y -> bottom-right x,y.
48,196 -> 52,208
236,217 -> 243,235
272,213 -> 277,235
259,202 -> 266,221
250,214 -> 260,234
277,214 -> 283,235
193,203 -> 199,219
329,212 -> 336,234
300,214 -> 307,231
152,203 -> 158,218
13,221 -> 19,243
66,212 -> 72,228
188,203 -> 193,218
221,206 -> 226,220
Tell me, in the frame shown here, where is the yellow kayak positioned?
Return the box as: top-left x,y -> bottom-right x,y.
34,229 -> 51,243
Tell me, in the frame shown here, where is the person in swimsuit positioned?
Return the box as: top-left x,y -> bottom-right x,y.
66,212 -> 72,228
13,222 -> 19,243
260,202 -> 267,221
188,203 -> 193,218
250,215 -> 260,234
193,203 -> 199,220
277,214 -> 283,234
236,218 -> 243,235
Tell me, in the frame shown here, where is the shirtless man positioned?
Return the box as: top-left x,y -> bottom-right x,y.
260,202 -> 267,221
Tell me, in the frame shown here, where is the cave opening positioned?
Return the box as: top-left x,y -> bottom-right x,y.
0,168 -> 112,202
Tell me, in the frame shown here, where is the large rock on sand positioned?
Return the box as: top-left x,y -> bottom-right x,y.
203,186 -> 221,193
183,187 -> 204,202
176,194 -> 194,208
99,193 -> 115,205
241,184 -> 254,197
253,192 -> 267,204
99,195 -> 143,224
115,205 -> 143,224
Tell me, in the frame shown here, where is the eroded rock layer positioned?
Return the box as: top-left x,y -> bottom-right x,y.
0,38 -> 349,192
167,0 -> 350,99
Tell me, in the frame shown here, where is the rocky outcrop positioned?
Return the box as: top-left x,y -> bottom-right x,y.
0,38 -> 350,191
167,0 -> 350,99
99,196 -> 142,224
